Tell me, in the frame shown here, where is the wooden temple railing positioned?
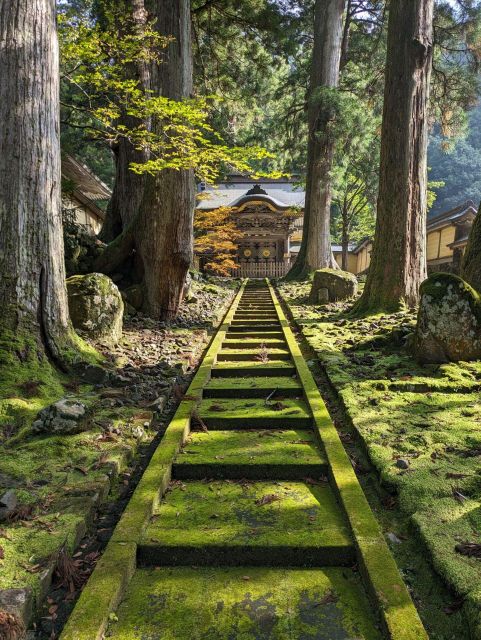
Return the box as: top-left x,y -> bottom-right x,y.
230,261 -> 292,278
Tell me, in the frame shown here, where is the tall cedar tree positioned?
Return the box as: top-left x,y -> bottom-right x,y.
136,0 -> 194,319
354,0 -> 434,312
287,0 -> 346,279
0,0 -> 86,367
98,0 -> 150,243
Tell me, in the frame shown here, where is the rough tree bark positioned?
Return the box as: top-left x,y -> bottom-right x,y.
461,203 -> 481,293
354,0 -> 434,313
0,0 -> 82,366
98,0 -> 150,243
287,0 -> 346,280
135,0 -> 195,319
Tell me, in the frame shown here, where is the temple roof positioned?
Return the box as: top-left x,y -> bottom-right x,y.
427,200 -> 477,231
196,179 -> 305,211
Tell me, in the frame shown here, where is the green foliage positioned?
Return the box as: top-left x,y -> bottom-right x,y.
58,4 -> 277,183
429,103 -> 481,215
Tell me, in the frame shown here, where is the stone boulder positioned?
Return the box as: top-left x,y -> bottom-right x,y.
67,273 -> 123,344
32,398 -> 90,435
413,273 -> 481,363
308,269 -> 358,304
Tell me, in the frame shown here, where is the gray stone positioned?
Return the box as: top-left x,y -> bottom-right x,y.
32,398 -> 89,435
0,490 -> 17,521
308,269 -> 358,304
150,395 -> 168,413
396,459 -> 410,470
122,284 -> 144,311
67,273 -> 124,345
413,273 -> 481,364
0,587 -> 33,626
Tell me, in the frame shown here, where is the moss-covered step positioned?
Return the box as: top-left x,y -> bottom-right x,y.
227,330 -> 285,339
107,566 -> 382,640
203,376 -> 302,398
198,397 -> 311,429
138,480 -> 354,566
217,348 -> 291,361
172,429 -> 327,479
222,338 -> 287,349
212,361 -> 296,377
232,318 -> 280,324
234,314 -> 279,320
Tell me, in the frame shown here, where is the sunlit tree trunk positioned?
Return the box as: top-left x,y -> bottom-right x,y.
136,0 -> 195,319
287,0 -> 345,280
0,0 -> 79,365
99,0 -> 150,242
354,0 -> 434,313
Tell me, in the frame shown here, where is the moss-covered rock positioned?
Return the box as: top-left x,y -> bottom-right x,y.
413,273 -> 481,363
67,273 -> 123,345
308,269 -> 358,304
461,204 -> 481,293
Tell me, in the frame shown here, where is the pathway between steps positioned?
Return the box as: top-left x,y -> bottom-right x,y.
60,280 -> 428,640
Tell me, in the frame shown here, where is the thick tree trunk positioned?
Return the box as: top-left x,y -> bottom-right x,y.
354,0 -> 433,313
341,220 -> 349,271
99,0 -> 150,242
135,0 -> 195,319
287,0 -> 345,280
0,0 -> 79,365
461,203 -> 481,293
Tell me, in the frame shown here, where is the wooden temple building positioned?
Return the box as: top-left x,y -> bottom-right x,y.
197,175 -> 305,277
197,176 -> 478,278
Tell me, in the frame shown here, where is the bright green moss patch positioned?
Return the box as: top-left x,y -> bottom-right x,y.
140,480 -> 353,564
179,429 -> 322,465
107,566 -> 382,640
198,398 -> 311,428
278,280 -> 481,635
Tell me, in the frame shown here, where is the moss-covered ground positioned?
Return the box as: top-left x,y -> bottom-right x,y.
107,566 -> 382,640
140,479 -> 353,566
278,280 -> 481,638
1,279 -> 239,630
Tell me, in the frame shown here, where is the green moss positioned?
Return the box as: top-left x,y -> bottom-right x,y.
60,541 -> 136,640
198,397 -> 311,428
278,279 -> 481,637
180,429 -> 321,465
140,480 -> 353,564
420,272 -> 481,324
108,566 -> 382,640
0,329 -> 66,432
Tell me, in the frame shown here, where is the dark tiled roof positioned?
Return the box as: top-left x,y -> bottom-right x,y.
427,200 -> 477,230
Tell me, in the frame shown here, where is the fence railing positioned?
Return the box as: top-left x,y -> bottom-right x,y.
230,261 -> 292,278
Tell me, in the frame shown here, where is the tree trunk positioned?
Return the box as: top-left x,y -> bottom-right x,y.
287,0 -> 345,280
0,0 -> 81,366
99,0 -> 150,242
354,0 -> 434,313
135,0 -> 195,319
461,202 -> 481,293
341,204 -> 349,270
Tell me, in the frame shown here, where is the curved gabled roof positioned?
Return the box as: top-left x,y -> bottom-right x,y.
196,181 -> 306,211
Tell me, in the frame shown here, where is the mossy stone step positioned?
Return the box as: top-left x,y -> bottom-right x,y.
198,398 -> 311,429
230,324 -> 281,332
222,338 -> 287,349
217,349 -> 291,362
172,429 -> 327,480
138,480 -> 354,566
203,376 -> 302,398
235,313 -> 278,318
212,361 -> 296,378
108,566 -> 382,640
228,330 -> 285,339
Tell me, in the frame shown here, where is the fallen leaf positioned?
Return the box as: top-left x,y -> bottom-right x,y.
314,590 -> 339,606
255,494 -> 280,506
455,542 -> 481,558
0,546 -> 4,560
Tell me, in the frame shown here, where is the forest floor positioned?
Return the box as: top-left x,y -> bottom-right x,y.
278,280 -> 481,640
0,278 -> 238,638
